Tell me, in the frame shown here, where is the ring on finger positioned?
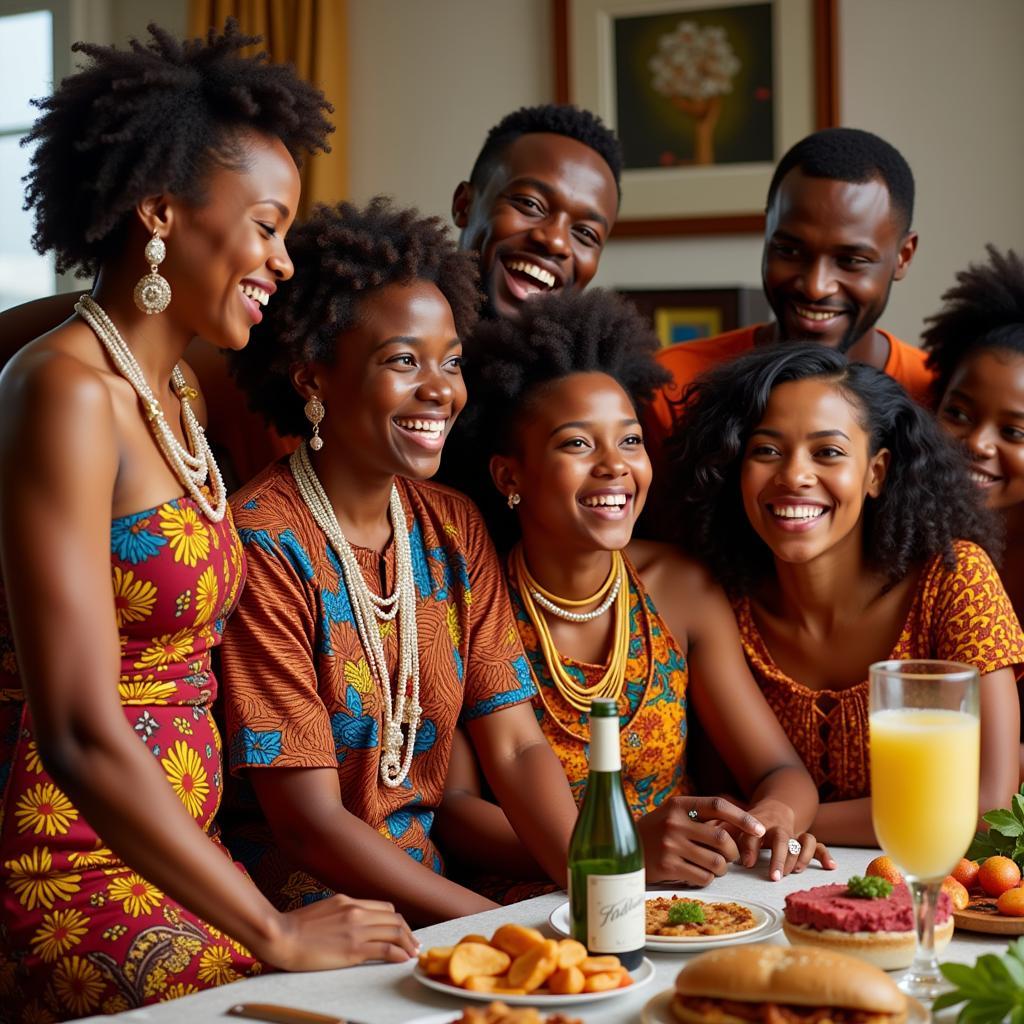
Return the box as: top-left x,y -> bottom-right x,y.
787,838 -> 802,856
688,808 -> 700,821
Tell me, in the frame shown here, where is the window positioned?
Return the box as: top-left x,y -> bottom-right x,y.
0,2 -> 69,311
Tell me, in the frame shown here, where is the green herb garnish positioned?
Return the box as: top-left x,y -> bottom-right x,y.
935,937 -> 1024,1022
967,782 -> 1024,871
667,901 -> 705,925
846,875 -> 894,899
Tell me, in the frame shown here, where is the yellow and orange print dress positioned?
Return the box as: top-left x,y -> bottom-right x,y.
734,540 -> 1024,802
0,495 -> 260,1021
509,554 -> 691,814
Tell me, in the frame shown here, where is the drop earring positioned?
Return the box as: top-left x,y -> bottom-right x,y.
133,230 -> 172,315
507,492 -> 521,510
305,396 -> 325,451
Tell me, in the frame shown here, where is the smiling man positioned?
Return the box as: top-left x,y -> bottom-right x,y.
646,128 -> 931,454
452,105 -> 622,322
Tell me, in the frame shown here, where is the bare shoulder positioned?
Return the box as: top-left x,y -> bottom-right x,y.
627,538 -> 716,599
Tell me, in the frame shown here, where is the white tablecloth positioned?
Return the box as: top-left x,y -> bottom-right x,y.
78,847 -> 1009,1023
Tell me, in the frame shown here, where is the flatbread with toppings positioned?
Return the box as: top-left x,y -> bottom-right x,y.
646,896 -> 757,937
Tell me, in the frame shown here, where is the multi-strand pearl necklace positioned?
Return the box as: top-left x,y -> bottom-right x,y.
76,295 -> 226,522
289,444 -> 421,788
511,546 -> 630,713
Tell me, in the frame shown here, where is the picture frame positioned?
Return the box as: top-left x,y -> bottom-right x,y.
619,286 -> 771,346
553,0 -> 838,236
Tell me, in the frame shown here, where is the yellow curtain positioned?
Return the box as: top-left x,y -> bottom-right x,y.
188,0 -> 348,217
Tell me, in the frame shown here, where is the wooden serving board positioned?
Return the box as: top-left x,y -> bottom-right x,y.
953,895 -> 1024,935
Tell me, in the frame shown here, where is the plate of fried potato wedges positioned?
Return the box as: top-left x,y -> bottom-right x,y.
413,923 -> 654,1006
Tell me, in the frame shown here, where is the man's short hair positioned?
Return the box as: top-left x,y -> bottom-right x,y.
766,127 -> 915,233
468,104 -> 623,202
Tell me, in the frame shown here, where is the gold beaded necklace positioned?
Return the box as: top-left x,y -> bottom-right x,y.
511,545 -> 630,713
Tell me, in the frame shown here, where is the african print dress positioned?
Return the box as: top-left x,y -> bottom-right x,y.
734,540 -> 1024,802
0,495 -> 259,1022
218,463 -> 535,909
511,553 -> 691,812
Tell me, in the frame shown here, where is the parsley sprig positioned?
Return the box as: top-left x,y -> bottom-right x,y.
846,875 -> 893,899
667,901 -> 705,925
967,782 -> 1024,870
935,938 -> 1024,1022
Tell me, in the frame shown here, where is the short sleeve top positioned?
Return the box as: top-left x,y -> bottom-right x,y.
219,461 -> 535,873
734,541 -> 1024,802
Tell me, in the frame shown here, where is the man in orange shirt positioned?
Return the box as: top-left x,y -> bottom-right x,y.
647,128 -> 930,457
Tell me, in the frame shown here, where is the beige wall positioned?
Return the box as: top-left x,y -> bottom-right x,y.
346,0 -> 1024,346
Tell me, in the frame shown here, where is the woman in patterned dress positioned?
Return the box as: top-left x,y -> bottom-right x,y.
920,247 -> 1024,779
438,289 -> 829,891
670,342 -> 1023,845
0,23 -> 414,1021
218,198 -> 579,927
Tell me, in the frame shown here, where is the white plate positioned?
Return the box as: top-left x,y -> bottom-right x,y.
412,956 -> 655,1006
641,989 -> 929,1023
548,892 -> 784,953
404,1015 -> 461,1024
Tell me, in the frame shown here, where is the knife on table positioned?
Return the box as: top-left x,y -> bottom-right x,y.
226,1004 -> 373,1024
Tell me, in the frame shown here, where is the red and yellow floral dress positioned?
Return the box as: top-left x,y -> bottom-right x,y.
0,495 -> 260,1021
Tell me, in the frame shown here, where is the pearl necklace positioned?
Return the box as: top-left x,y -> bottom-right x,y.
289,445 -> 420,788
529,553 -> 622,622
75,296 -> 226,522
511,545 -> 630,713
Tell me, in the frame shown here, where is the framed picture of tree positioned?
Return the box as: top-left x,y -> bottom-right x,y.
554,0 -> 838,236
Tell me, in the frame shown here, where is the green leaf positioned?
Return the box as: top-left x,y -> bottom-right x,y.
942,962 -> 991,993
1004,952 -> 1024,988
1011,938 -> 1024,965
1011,1005 -> 1024,1024
969,831 -> 1005,860
986,809 -> 1024,836
933,990 -> 967,1011
1013,793 -> 1024,827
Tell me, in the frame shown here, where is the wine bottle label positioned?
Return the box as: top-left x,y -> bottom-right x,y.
585,869 -> 645,953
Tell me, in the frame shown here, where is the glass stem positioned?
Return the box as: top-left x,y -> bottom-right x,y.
909,877 -> 941,978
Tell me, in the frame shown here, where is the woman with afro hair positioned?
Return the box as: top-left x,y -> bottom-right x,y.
670,342 -> 1022,845
437,289 -> 829,896
923,246 -> 1024,780
0,21 -> 417,1019
218,197 -> 578,926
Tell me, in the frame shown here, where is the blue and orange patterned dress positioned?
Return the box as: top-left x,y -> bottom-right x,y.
0,495 -> 260,1021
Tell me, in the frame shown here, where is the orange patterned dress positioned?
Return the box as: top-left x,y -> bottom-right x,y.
218,463 -> 535,909
734,540 -> 1024,802
509,553 -> 691,815
0,495 -> 259,1022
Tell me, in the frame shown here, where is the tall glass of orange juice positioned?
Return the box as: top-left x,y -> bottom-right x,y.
870,660 -> 980,1001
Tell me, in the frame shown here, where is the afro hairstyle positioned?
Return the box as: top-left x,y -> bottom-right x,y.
22,19 -> 333,277
468,104 -> 622,202
668,342 -> 998,593
448,287 -> 668,549
231,196 -> 479,439
766,127 -> 915,234
922,245 -> 1024,404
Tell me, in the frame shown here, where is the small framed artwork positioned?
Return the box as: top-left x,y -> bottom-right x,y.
554,0 -> 838,236
619,287 -> 771,346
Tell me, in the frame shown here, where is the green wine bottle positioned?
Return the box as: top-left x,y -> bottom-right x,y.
567,697 -> 645,970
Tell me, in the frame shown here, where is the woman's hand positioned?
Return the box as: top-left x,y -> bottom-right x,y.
730,799 -> 837,880
262,894 -> 419,971
638,795 -> 766,886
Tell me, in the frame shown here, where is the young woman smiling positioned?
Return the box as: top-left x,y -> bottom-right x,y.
671,342 -> 1023,845
219,199 -> 578,927
0,23 -> 416,1019
923,245 -> 1024,779
439,290 -> 828,892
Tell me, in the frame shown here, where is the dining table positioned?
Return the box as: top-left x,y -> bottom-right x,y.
78,847 -> 1013,1024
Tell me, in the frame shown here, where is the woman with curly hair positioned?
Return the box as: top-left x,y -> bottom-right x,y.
670,342 -> 1022,845
0,22 -> 418,1019
219,198 -> 578,926
437,290 -> 829,895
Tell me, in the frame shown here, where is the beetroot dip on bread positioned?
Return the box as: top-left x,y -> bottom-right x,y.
784,883 -> 952,932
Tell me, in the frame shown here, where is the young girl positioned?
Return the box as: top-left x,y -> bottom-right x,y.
923,245 -> 1024,778
0,23 -> 413,1019
671,342 -> 1022,845
219,199 -> 578,927
439,289 -> 828,891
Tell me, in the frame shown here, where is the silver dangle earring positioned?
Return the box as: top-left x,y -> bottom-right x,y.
507,492 -> 521,510
133,230 -> 172,314
305,396 -> 325,451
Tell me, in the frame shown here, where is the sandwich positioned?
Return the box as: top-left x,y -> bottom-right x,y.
671,944 -> 908,1023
